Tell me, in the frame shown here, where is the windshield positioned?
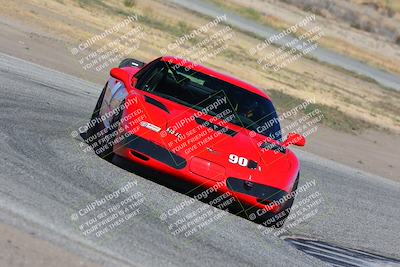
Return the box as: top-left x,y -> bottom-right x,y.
135,60 -> 282,141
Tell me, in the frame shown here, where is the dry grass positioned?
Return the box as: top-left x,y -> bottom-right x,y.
0,0 -> 399,134
207,0 -> 400,77
353,0 -> 400,14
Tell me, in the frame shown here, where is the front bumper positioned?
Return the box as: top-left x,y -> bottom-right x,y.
114,133 -> 287,213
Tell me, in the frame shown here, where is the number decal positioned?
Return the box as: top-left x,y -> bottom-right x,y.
238,157 -> 248,166
229,154 -> 248,167
228,154 -> 238,163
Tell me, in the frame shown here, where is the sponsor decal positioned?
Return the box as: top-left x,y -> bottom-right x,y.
140,121 -> 161,132
166,127 -> 183,139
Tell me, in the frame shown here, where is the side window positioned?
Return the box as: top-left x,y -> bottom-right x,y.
134,58 -> 161,85
136,62 -> 166,91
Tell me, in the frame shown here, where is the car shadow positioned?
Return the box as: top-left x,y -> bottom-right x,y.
108,154 -> 257,224
80,131 -> 269,227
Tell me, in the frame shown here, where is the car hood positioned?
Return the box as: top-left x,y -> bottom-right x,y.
123,91 -> 296,188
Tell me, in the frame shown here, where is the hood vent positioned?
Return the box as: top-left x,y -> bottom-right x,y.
194,117 -> 237,137
260,142 -> 286,154
144,95 -> 169,113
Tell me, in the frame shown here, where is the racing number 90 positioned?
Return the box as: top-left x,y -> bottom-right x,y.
229,154 -> 248,167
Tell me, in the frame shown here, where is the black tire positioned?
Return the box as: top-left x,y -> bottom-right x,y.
86,84 -> 124,160
118,58 -> 145,68
86,83 -> 107,139
96,100 -> 125,160
273,174 -> 299,227
255,174 -> 300,228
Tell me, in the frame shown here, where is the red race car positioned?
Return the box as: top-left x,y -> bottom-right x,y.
85,56 -> 305,227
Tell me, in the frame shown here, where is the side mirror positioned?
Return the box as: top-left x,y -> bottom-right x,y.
110,68 -> 134,89
282,132 -> 306,147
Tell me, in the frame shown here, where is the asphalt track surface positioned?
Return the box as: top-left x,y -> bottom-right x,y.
0,53 -> 399,267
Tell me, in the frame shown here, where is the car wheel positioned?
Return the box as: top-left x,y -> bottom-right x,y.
86,83 -> 107,139
258,174 -> 300,228
97,100 -> 125,160
86,84 -> 124,160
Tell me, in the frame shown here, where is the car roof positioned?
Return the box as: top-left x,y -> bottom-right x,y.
161,56 -> 270,100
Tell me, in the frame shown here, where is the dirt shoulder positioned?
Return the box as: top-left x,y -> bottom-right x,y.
0,222 -> 99,267
304,127 -> 400,181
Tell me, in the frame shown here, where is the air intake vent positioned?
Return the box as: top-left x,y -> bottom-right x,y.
260,142 -> 286,154
194,117 -> 237,137
144,95 -> 169,113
